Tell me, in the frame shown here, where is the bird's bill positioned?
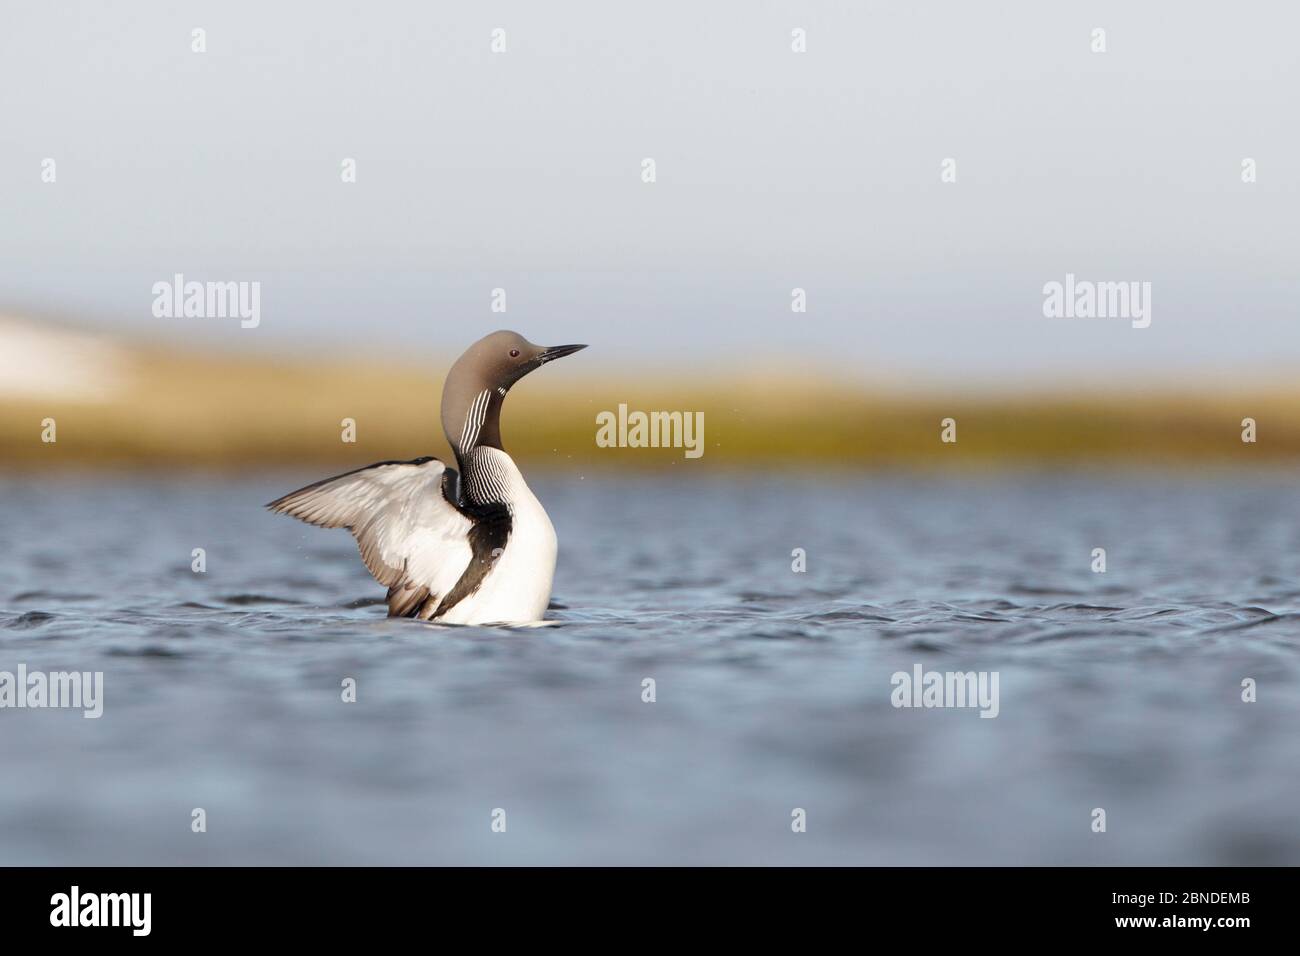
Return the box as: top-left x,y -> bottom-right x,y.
536,343 -> 588,364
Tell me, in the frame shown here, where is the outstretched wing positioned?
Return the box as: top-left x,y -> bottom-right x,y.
266,457 -> 474,617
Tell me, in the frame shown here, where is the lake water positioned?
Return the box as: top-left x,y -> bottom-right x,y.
2,469 -> 1298,865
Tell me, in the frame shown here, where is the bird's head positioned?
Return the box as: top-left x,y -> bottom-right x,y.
441,330 -> 587,454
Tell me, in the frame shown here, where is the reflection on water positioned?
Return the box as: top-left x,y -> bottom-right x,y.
1,470 -> 1299,864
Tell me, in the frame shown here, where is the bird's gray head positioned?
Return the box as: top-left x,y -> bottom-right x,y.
440,330 -> 587,457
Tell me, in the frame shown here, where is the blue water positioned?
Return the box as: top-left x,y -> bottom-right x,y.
2,469 -> 1298,864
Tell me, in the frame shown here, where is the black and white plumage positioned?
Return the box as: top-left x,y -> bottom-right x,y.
267,331 -> 586,625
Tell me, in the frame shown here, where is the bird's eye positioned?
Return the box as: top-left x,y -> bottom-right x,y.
509,348 -> 520,358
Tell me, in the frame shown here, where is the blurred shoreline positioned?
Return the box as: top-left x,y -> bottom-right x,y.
3,316 -> 1298,471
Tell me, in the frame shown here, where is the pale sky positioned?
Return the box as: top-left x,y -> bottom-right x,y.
1,0 -> 1297,387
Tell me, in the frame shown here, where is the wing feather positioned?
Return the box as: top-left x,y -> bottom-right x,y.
267,458 -> 473,613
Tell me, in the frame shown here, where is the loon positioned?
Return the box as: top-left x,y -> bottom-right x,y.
267,330 -> 586,625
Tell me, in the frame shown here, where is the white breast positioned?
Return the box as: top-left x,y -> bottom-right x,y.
437,448 -> 557,625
